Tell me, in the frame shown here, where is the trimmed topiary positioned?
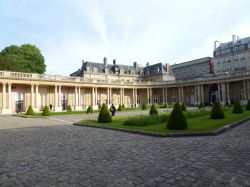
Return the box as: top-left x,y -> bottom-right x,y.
67,105 -> 73,112
232,100 -> 243,113
118,104 -> 122,111
198,101 -> 205,109
163,103 -> 168,108
141,103 -> 148,110
246,99 -> 250,111
26,105 -> 34,115
210,101 -> 225,119
86,105 -> 94,113
167,103 -> 187,130
149,104 -> 158,116
42,105 -> 50,116
98,103 -> 112,123
180,103 -> 187,112
224,100 -> 230,107
122,103 -> 125,109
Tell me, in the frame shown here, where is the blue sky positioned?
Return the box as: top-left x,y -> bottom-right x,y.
1,0 -> 250,75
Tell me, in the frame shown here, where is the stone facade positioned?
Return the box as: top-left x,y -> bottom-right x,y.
0,35 -> 250,114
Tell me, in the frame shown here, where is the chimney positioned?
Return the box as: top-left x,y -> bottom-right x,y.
146,62 -> 150,67
103,57 -> 107,66
237,35 -> 240,41
133,61 -> 137,68
232,35 -> 237,43
113,59 -> 116,66
214,40 -> 219,50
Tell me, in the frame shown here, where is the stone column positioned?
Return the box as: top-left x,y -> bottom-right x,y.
194,85 -> 197,103
226,82 -> 230,103
109,88 -> 112,104
74,86 -> 78,107
54,85 -> 58,109
35,84 -> 39,108
92,87 -> 95,106
147,88 -> 150,104
78,87 -> 81,106
178,87 -> 181,102
31,84 -> 34,107
150,88 -> 153,104
218,83 -> 221,102
165,88 -> 168,103
58,85 -> 61,107
201,85 -> 204,102
243,80 -> 247,100
181,86 -> 184,103
120,88 -> 122,105
132,88 -> 135,107
95,87 -> 98,106
107,87 -> 109,105
247,80 -> 250,100
2,83 -> 6,109
197,85 -> 200,103
8,83 -> 12,109
135,88 -> 137,107
162,88 -> 165,104
122,88 -> 124,105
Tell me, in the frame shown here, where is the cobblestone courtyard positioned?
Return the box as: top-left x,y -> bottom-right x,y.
0,115 -> 250,186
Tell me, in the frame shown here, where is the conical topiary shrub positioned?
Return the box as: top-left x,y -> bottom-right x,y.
163,103 -> 168,108
42,105 -> 50,116
98,103 -> 112,123
122,103 -> 125,109
180,103 -> 187,112
149,104 -> 158,116
67,105 -> 73,112
210,101 -> 225,119
246,99 -> 250,111
198,101 -> 205,109
167,103 -> 187,130
86,105 -> 94,113
26,105 -> 34,115
224,100 -> 230,107
141,103 -> 148,110
118,104 -> 122,111
232,100 -> 243,113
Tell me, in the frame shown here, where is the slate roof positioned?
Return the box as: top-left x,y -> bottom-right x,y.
215,36 -> 250,51
70,61 -> 168,77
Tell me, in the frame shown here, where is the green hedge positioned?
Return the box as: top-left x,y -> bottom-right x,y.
141,103 -> 148,110
118,104 -> 122,111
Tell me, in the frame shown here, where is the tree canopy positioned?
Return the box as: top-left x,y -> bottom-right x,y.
0,44 -> 46,74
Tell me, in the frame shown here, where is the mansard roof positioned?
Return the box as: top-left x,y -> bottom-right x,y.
215,36 -> 250,51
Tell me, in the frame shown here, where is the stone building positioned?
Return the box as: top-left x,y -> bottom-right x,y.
0,35 -> 250,114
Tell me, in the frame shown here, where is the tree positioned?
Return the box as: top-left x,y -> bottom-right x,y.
232,100 -> 243,114
149,104 -> 158,115
167,103 -> 187,130
210,101 -> 225,119
98,103 -> 112,123
0,44 -> 46,74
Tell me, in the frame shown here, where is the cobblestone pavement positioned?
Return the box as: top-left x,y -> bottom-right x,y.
0,115 -> 250,186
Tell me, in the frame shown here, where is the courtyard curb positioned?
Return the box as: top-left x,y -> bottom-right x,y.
73,117 -> 250,137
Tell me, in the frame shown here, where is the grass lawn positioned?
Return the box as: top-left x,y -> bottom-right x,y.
77,110 -> 250,134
